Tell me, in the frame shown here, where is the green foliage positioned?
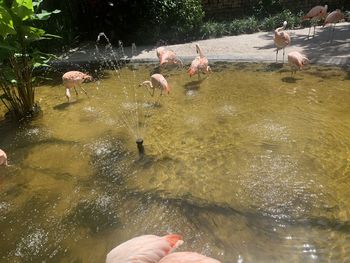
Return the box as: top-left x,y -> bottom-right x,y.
199,10 -> 302,39
138,0 -> 204,43
252,0 -> 282,18
0,0 -> 60,120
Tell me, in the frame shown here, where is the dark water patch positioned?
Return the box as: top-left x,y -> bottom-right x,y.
88,136 -> 132,184
64,194 -> 119,234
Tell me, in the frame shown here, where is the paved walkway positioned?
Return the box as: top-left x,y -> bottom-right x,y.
56,22 -> 350,66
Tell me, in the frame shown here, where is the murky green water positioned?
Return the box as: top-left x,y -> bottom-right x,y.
0,63 -> 350,263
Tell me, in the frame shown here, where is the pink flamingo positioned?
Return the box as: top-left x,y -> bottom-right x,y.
0,149 -> 8,166
140,73 -> 171,96
302,5 -> 328,38
156,47 -> 183,67
188,44 -> 211,78
324,9 -> 345,42
287,51 -> 309,76
62,71 -> 92,102
158,252 -> 221,263
106,234 -> 183,263
274,21 -> 291,63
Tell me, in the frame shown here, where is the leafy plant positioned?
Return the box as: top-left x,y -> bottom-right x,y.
0,0 -> 60,120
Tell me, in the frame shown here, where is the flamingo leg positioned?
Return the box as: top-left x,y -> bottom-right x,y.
276,49 -> 279,62
283,48 -> 285,63
330,23 -> 336,43
308,26 -> 311,39
328,25 -> 333,41
73,87 -> 78,96
313,25 -> 316,38
79,86 -> 89,98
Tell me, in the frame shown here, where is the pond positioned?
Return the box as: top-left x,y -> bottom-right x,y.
0,63 -> 350,262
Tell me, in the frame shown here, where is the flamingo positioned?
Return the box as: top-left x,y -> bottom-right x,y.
62,71 -> 92,102
106,234 -> 183,263
302,5 -> 328,39
274,21 -> 291,63
139,73 -> 171,96
287,51 -> 309,76
0,149 -> 8,166
156,47 -> 183,68
188,44 -> 211,78
324,9 -> 345,42
158,252 -> 221,263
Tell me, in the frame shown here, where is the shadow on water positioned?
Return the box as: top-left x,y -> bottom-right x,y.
53,100 -> 80,111
184,79 -> 205,91
281,76 -> 302,83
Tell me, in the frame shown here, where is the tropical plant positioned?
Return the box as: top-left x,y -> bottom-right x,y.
0,0 -> 60,120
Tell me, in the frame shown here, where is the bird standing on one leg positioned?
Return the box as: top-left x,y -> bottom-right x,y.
62,71 -> 92,102
287,51 -> 309,76
302,5 -> 328,39
274,21 -> 291,63
324,9 -> 345,43
188,44 -> 211,79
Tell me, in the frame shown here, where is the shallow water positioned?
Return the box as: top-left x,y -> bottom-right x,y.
0,63 -> 350,263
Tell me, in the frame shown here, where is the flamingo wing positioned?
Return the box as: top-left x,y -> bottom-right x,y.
106,234 -> 183,263
158,252 -> 221,263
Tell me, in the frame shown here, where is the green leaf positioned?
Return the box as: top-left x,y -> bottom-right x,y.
11,0 -> 34,20
43,33 -> 62,39
32,0 -> 43,8
22,25 -> 45,40
0,6 -> 16,36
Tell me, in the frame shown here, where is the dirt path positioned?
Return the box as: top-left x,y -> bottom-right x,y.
58,22 -> 349,66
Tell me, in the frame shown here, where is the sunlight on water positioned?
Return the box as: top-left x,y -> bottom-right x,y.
0,63 -> 350,262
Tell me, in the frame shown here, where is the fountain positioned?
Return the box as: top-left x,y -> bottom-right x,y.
95,33 -> 149,155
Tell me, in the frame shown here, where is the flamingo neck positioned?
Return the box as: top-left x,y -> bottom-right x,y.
196,45 -> 204,58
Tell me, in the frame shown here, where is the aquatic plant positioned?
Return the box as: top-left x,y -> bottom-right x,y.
0,0 -> 60,120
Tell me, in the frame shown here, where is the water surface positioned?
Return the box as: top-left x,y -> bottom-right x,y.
0,63 -> 350,262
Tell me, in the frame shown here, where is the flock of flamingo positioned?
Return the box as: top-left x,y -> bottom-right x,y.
275,6 -> 345,75
0,4 -> 347,263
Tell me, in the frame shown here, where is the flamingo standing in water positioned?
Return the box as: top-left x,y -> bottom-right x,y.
188,44 -> 211,78
287,51 -> 309,76
156,47 -> 183,68
302,5 -> 328,39
158,252 -> 221,263
140,73 -> 171,96
274,21 -> 291,63
106,234 -> 183,263
62,71 -> 92,102
0,149 -> 8,166
324,9 -> 345,42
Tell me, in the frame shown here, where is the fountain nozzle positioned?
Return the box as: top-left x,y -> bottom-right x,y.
136,138 -> 144,155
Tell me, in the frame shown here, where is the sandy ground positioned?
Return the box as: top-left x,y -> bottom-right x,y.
57,22 -> 350,66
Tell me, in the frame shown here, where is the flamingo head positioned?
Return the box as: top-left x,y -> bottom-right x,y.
195,44 -> 200,54
302,57 -> 310,66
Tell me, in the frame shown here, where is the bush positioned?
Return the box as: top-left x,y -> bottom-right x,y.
0,0 -> 60,120
139,0 -> 204,43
